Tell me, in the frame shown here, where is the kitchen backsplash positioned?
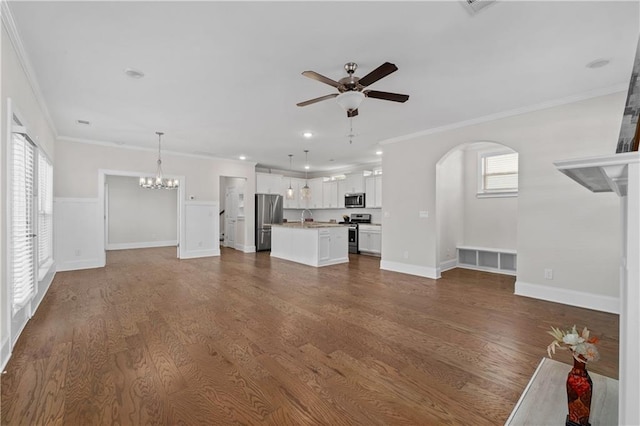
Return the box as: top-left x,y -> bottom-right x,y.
283,208 -> 382,224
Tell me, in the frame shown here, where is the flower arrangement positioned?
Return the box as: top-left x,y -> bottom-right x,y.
547,325 -> 600,363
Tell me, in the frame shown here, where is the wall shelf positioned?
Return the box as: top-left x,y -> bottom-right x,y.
457,246 -> 516,276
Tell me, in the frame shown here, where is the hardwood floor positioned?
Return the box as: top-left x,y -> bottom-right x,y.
1,247 -> 618,425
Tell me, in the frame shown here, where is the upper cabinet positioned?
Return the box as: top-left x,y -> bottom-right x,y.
256,172 -> 283,194
308,178 -> 324,209
258,168 -> 380,209
365,175 -> 382,208
343,173 -> 365,194
322,180 -> 339,208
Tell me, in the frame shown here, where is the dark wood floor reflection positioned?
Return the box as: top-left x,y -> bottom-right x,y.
1,247 -> 618,425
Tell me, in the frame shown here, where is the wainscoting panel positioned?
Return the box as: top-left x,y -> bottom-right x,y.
54,198 -> 104,271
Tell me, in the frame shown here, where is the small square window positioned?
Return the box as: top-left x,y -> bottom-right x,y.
478,151 -> 518,198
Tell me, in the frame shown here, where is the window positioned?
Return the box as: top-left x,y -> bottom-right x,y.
10,118 -> 36,313
38,152 -> 54,278
478,151 -> 518,197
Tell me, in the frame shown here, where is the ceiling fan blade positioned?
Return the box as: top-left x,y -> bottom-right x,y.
347,109 -> 359,118
358,62 -> 398,87
296,93 -> 338,107
364,90 -> 409,103
302,71 -> 343,89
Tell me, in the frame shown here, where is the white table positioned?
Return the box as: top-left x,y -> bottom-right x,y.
506,358 -> 618,425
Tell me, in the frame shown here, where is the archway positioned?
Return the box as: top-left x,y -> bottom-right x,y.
435,141 -> 518,275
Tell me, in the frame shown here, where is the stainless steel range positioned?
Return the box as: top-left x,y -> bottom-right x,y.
347,213 -> 372,254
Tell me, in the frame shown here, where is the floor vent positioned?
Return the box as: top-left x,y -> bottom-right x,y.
462,0 -> 496,15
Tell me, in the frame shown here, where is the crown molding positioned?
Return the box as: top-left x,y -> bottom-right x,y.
1,1 -> 58,138
56,135 -> 257,166
381,84 -> 628,146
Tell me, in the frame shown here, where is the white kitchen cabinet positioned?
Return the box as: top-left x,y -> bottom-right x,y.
359,224 -> 381,255
343,173 -> 365,194
308,178 -> 324,209
337,180 -> 346,208
322,180 -> 339,208
365,175 -> 383,208
256,172 -> 283,194
271,224 -> 348,267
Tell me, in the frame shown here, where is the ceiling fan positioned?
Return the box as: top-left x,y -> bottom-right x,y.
296,62 -> 409,117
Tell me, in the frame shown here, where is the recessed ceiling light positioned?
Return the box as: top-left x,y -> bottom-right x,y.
239,155 -> 246,160
302,132 -> 313,139
304,164 -> 310,170
76,119 -> 90,125
586,59 -> 610,69
124,67 -> 145,79
376,150 -> 383,155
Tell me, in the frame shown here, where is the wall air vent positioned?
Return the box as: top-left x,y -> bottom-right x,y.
461,0 -> 496,15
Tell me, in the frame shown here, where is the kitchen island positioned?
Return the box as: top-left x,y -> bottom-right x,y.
271,222 -> 349,267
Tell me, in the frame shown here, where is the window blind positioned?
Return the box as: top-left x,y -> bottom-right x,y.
483,152 -> 518,191
11,130 -> 36,313
38,152 -> 53,272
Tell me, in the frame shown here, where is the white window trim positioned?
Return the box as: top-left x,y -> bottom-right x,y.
37,151 -> 54,281
477,149 -> 519,198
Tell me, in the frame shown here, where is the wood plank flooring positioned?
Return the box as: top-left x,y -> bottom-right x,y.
1,247 -> 618,425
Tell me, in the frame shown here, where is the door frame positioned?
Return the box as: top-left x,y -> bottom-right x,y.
98,169 -> 185,265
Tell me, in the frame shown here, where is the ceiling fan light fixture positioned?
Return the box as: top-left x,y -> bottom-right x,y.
336,91 -> 365,112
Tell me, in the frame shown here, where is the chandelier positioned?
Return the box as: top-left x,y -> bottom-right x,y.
300,150 -> 311,200
139,131 -> 179,189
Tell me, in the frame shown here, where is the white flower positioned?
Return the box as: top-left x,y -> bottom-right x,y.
562,333 -> 584,346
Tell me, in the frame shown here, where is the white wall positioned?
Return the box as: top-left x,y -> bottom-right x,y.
436,149 -> 464,270
1,23 -> 57,369
54,138 -> 257,265
462,144 -> 518,249
106,175 -> 177,249
382,93 -> 623,312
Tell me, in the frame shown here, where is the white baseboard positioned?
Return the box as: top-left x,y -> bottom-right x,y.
438,259 -> 458,274
107,240 -> 177,250
1,335 -> 11,372
515,281 -> 620,314
235,244 -> 256,253
380,260 -> 439,279
180,248 -> 220,259
56,258 -> 104,272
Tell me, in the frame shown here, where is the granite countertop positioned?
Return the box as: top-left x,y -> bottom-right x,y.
273,222 -> 347,229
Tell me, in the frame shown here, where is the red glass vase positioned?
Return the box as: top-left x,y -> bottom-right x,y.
566,355 -> 593,426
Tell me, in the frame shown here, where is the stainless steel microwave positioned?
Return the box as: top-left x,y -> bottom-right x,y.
345,193 -> 365,208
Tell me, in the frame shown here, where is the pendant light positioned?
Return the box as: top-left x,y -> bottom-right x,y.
286,154 -> 295,200
139,132 -> 178,189
300,150 -> 311,200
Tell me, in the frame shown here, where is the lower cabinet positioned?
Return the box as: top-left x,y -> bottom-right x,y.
359,225 -> 381,255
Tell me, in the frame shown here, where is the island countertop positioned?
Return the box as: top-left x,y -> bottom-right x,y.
272,222 -> 347,229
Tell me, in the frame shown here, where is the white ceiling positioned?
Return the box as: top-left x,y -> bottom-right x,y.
6,1 -> 639,173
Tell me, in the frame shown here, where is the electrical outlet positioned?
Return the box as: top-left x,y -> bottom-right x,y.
403,251 -> 409,259
544,268 -> 553,280
74,249 -> 81,257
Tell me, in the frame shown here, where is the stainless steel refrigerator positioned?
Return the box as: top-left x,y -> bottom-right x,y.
255,193 -> 283,251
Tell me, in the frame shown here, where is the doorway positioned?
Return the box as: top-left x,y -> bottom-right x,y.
99,170 -> 184,264
219,176 -> 246,251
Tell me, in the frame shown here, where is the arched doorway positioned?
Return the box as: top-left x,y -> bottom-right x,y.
435,141 -> 518,275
